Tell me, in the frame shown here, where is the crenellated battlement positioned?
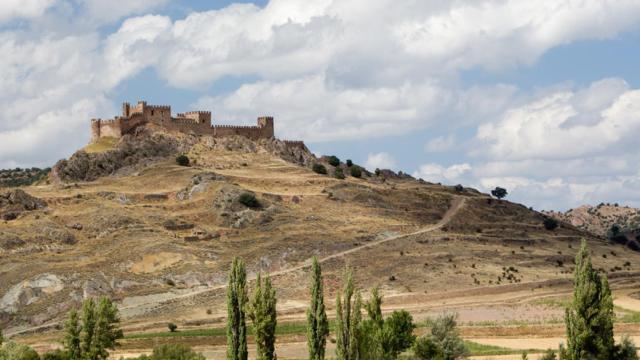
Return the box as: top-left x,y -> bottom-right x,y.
90,100 -> 303,145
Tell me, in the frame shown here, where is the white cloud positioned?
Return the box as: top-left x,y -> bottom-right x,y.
365,152 -> 396,171
78,0 -> 168,25
424,134 -> 456,153
476,78 -> 640,160
0,0 -> 55,22
413,163 -> 472,184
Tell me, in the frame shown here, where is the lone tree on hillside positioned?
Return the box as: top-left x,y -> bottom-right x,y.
328,156 -> 340,167
491,187 -> 507,199
227,258 -> 248,360
307,257 -> 329,360
565,240 -> 615,359
335,269 -> 361,360
248,273 -> 277,360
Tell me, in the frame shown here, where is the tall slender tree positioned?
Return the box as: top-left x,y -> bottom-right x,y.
227,257 -> 248,360
565,240 -> 615,360
91,297 -> 123,360
80,298 -> 97,359
248,273 -> 278,360
307,257 -> 329,360
335,269 -> 360,360
63,308 -> 82,360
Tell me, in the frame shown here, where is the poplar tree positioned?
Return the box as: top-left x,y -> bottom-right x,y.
226,257 -> 248,360
91,297 -> 123,360
307,257 -> 329,360
63,308 -> 82,360
80,298 -> 97,359
565,240 -> 615,360
248,273 -> 277,360
335,269 -> 360,360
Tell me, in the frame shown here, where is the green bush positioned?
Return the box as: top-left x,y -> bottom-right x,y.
350,166 -> 362,178
328,156 -> 340,167
334,168 -> 345,180
1,341 -> 41,360
312,163 -> 328,175
414,313 -> 468,360
346,159 -> 353,167
539,349 -> 557,360
238,193 -> 260,208
41,350 -> 68,360
543,217 -> 559,230
168,323 -> 178,332
413,336 -> 442,359
176,155 -> 190,167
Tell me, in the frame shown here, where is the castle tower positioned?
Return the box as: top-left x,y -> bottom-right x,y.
257,116 -> 274,138
122,102 -> 131,117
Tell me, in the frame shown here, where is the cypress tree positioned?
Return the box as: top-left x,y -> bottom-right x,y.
307,257 -> 329,360
335,269 -> 360,360
226,257 -> 248,360
80,298 -> 96,360
249,273 -> 277,360
0,328 -> 3,346
565,240 -> 615,360
63,308 -> 82,360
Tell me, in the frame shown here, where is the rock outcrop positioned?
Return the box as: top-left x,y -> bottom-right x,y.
0,189 -> 47,220
50,131 -> 185,183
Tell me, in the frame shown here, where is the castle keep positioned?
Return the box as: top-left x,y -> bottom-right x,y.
91,101 -> 275,142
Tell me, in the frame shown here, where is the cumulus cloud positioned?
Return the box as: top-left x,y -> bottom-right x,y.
365,152 -> 396,171
0,0 -> 55,23
425,134 -> 456,153
413,163 -> 472,184
460,78 -> 640,209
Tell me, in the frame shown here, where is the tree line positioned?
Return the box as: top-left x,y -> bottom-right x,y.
1,240 -> 638,359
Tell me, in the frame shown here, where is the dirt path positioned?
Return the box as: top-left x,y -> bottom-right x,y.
118,197 -> 466,315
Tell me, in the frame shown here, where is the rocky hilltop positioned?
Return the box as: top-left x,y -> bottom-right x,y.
1,126 -> 639,353
544,204 -> 640,238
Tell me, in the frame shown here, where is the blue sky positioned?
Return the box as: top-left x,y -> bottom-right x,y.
2,0 -> 640,211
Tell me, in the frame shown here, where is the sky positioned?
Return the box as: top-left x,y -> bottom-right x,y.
2,0 -> 640,211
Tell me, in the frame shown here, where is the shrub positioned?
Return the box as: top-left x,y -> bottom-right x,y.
328,156 -> 340,167
543,217 -> 559,230
346,159 -> 353,167
168,323 -> 178,332
627,240 -> 640,252
415,313 -> 468,360
312,163 -> 327,175
413,336 -> 442,359
334,168 -> 345,180
42,350 -> 68,360
176,155 -> 190,167
615,335 -> 639,360
539,349 -> 557,360
454,184 -> 464,192
141,344 -> 206,360
491,187 -> 507,199
350,166 -> 362,178
1,341 -> 41,360
238,193 -> 260,208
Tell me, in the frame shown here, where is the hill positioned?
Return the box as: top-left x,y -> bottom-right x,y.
2,128 -> 640,357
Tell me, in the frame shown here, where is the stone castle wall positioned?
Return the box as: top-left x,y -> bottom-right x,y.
91,101 -> 281,143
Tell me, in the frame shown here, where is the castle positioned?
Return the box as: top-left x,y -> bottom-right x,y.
91,101 -> 276,142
